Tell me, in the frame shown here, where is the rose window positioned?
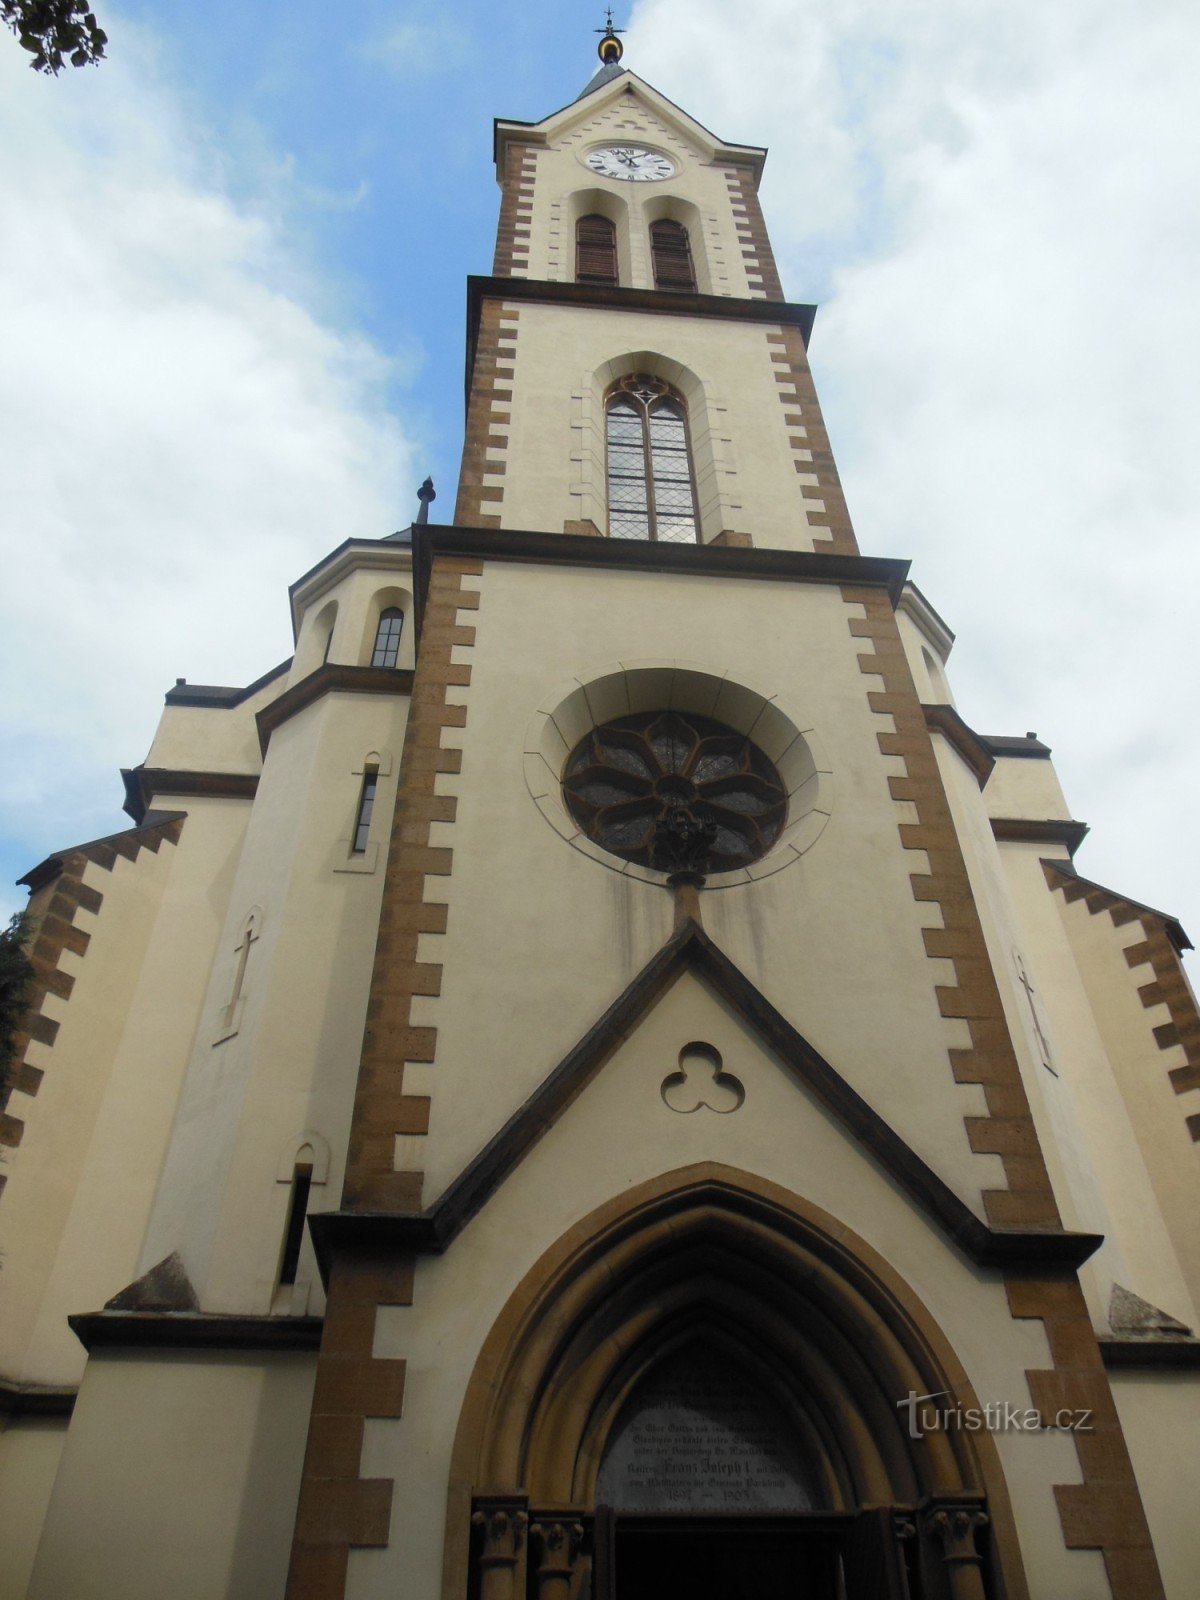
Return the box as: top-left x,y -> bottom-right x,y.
562,711 -> 787,876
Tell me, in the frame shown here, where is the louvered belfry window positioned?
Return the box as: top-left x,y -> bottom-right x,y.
576,213 -> 618,286
650,218 -> 696,292
606,374 -> 700,544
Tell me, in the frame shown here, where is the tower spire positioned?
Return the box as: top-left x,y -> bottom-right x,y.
578,8 -> 626,99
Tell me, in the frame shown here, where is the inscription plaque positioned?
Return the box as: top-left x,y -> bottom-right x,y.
597,1345 -> 820,1513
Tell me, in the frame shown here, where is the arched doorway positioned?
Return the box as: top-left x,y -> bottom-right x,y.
446,1168 -> 1027,1600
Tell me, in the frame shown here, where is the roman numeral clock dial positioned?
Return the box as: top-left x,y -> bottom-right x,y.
585,145 -> 676,181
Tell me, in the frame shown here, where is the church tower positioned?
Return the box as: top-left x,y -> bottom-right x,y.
2,25 -> 1198,1600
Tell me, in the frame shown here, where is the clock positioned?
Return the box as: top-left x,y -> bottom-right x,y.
585,145 -> 675,183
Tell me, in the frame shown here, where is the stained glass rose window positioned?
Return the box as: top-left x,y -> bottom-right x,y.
562,710 -> 787,876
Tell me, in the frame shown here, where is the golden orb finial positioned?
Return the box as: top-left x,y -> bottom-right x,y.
595,8 -> 624,65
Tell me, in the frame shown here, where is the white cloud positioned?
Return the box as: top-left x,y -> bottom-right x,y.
0,31 -> 418,920
358,13 -> 469,76
629,0 -> 1200,959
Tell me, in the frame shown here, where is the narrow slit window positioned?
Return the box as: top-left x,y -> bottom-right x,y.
353,770 -> 378,854
650,219 -> 696,292
371,607 -> 404,669
605,374 -> 700,544
279,1163 -> 313,1286
576,213 -> 618,286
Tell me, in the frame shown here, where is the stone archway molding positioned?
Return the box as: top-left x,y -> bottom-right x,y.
444,1164 -> 1029,1600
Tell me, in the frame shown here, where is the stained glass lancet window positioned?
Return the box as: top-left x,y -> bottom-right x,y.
606,374 -> 700,543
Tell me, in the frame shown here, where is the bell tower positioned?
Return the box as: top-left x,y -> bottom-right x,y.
455,22 -> 856,558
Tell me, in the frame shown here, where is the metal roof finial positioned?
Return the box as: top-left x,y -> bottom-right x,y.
595,7 -> 624,65
416,477 -> 436,525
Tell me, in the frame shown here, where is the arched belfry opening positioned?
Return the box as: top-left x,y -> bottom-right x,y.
447,1170 -> 1025,1600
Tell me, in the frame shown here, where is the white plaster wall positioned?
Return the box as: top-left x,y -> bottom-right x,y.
28,1352 -> 313,1600
525,81 -> 755,297
0,801 -> 250,1386
1049,882 -> 1200,1318
1111,1372 -> 1200,1599
147,674 -> 282,775
139,686 -> 408,1314
409,560 -> 1002,1215
934,738 -> 1196,1330
985,755 -> 1072,822
496,302 -> 824,548
896,607 -> 950,704
354,972 -> 1105,1599
0,1419 -> 67,1600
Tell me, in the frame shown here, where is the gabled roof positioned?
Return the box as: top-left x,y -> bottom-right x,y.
311,921 -> 1101,1273
575,60 -> 626,102
494,69 -> 768,183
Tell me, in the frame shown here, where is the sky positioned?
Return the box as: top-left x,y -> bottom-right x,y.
1,0 -> 1197,976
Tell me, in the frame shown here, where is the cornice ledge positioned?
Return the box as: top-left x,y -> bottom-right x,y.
922,704 -> 995,789
121,767 -> 258,824
164,658 -> 291,710
0,1377 -> 78,1417
68,1311 -> 324,1353
990,817 -> 1089,857
898,583 -> 955,659
413,523 -> 908,618
1097,1335 -> 1200,1370
255,663 -> 415,756
466,276 -> 817,398
308,1207 -> 1100,1280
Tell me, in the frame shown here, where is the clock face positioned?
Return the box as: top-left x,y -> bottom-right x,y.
585,145 -> 675,182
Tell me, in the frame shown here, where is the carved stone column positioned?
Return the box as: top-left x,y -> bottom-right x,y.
920,1497 -> 990,1600
529,1517 -> 586,1600
471,1498 -> 529,1600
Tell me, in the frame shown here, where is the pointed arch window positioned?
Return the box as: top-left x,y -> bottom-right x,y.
650,218 -> 696,292
576,213 -> 618,286
371,607 -> 404,669
606,375 -> 700,544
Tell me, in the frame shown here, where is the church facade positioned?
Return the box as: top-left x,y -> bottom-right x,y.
2,33 -> 1199,1600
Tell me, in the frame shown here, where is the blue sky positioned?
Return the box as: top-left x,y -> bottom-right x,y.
2,0 -> 1199,969
95,0 -> 618,499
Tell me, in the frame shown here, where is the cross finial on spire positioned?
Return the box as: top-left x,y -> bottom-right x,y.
594,7 -> 624,65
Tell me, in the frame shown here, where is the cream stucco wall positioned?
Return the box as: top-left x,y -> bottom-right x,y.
0,1419 -> 67,1600
933,735 -> 1197,1331
352,969 -> 1106,1599
0,799 -> 249,1385
289,544 -> 417,685
512,77 -> 761,299
28,1352 -> 314,1600
1049,881 -> 1200,1318
147,673 -> 281,775
407,559 -> 1002,1216
490,302 -> 833,548
1110,1372 -> 1200,1600
140,682 -> 408,1313
984,753 -> 1072,823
